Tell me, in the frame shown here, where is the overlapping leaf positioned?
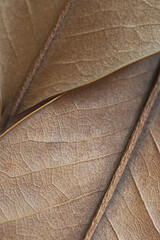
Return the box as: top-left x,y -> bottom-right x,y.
1,0 -> 160,126
93,95 -> 160,240
0,0 -> 66,115
18,0 -> 160,113
0,54 -> 159,239
0,0 -> 160,239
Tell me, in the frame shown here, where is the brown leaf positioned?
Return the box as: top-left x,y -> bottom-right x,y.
92,95 -> 160,240
18,0 -> 160,113
0,0 -> 68,116
0,54 -> 159,239
1,0 -> 160,127
0,1 -> 160,239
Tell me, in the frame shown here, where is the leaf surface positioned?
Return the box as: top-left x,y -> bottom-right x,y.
1,0 -> 160,127
0,0 -> 67,116
0,1 -> 160,239
0,54 -> 159,239
93,94 -> 160,240
18,0 -> 160,113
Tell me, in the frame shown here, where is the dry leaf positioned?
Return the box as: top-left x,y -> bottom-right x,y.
93,96 -> 160,240
0,0 -> 68,114
0,0 -> 160,239
18,0 -> 160,113
0,53 -> 160,239
1,0 -> 160,125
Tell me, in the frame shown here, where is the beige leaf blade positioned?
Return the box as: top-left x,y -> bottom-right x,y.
0,0 -> 69,119
17,0 -> 160,114
1,0 -> 160,130
84,55 -> 160,239
93,94 -> 160,239
0,54 -> 159,239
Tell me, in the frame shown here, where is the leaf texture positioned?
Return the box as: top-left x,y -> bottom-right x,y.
0,54 -> 159,239
0,0 -> 67,115
1,0 -> 160,127
0,0 -> 160,239
17,0 -> 160,114
92,95 -> 160,240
